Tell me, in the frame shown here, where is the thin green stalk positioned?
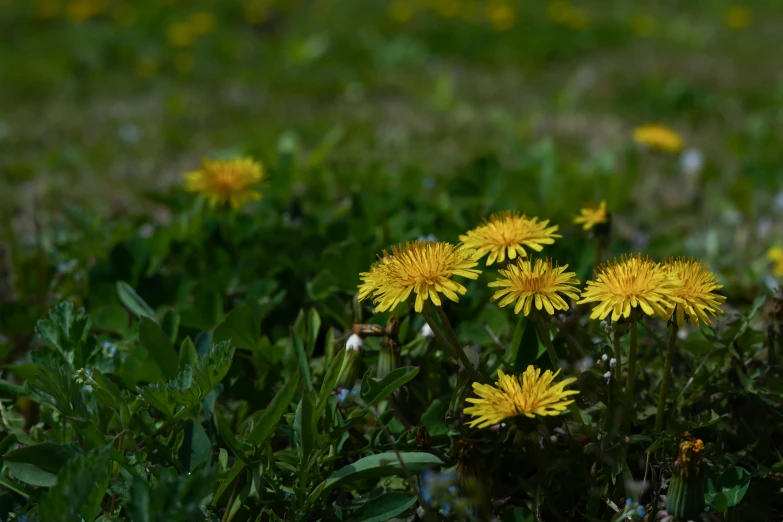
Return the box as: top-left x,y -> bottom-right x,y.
655,322 -> 679,434
624,321 -> 638,432
536,315 -> 584,425
422,303 -> 484,383
613,329 -> 622,384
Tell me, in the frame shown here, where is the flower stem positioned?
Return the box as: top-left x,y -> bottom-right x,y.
422,303 -> 484,383
624,321 -> 638,432
536,315 -> 584,425
655,322 -> 679,434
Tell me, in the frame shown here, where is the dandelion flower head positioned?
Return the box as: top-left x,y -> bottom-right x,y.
184,157 -> 267,208
489,258 -> 580,316
459,211 -> 561,266
633,124 -> 684,153
768,247 -> 783,277
464,366 -> 579,428
577,254 -> 682,321
664,257 -> 725,327
357,241 -> 481,313
573,200 -> 608,231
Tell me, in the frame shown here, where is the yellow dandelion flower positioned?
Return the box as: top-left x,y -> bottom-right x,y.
675,432 -> 704,476
489,258 -> 580,316
633,124 -> 684,153
188,11 -> 216,36
664,257 -> 725,327
459,211 -> 561,266
358,241 -> 482,313
573,200 -> 608,231
486,0 -> 515,31
768,247 -> 783,277
464,366 -> 579,428
184,157 -> 267,208
167,22 -> 195,47
577,254 -> 683,321
725,5 -> 751,30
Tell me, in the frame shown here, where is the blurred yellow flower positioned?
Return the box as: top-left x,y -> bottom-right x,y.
460,211 -> 561,266
489,258 -> 580,316
664,258 -> 725,327
66,0 -> 106,22
434,0 -> 460,18
358,241 -> 482,313
573,200 -> 608,231
486,0 -> 515,31
184,157 -> 267,208
633,124 -> 684,153
189,11 -> 216,36
725,5 -> 751,29
547,0 -> 591,30
578,254 -> 682,321
167,22 -> 195,47
35,0 -> 61,19
465,366 -> 579,428
135,56 -> 160,78
630,14 -> 656,36
388,0 -> 414,22
768,247 -> 783,277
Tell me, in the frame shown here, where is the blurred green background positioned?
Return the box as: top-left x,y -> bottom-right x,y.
1,0 -> 782,294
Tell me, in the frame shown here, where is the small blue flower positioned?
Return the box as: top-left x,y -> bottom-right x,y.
625,498 -> 633,506
636,506 -> 645,517
336,388 -> 350,404
18,516 -> 28,522
102,341 -> 117,357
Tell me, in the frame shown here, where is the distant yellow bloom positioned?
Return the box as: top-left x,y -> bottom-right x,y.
546,0 -> 590,30
460,211 -> 561,266
486,0 -> 515,31
725,5 -> 751,29
573,200 -> 608,231
664,258 -> 725,327
35,0 -> 61,19
388,0 -> 414,22
167,22 -> 195,47
184,157 -> 267,208
189,11 -> 216,36
578,254 -> 682,321
464,366 -> 579,428
358,241 -> 481,313
630,14 -> 656,36
633,124 -> 684,153
489,258 -> 580,316
66,0 -> 106,22
768,247 -> 783,277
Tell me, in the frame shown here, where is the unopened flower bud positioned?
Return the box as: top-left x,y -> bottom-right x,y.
336,335 -> 364,389
601,353 -> 608,361
420,322 -> 435,338
603,371 -> 611,380
609,358 -> 617,368
377,337 -> 400,379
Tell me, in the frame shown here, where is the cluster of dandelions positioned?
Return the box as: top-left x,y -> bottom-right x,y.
355,205 -> 726,430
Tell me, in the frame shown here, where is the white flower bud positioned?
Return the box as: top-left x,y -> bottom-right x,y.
419,323 -> 435,338
346,333 -> 363,351
603,371 -> 611,380
609,358 -> 617,368
601,353 -> 608,361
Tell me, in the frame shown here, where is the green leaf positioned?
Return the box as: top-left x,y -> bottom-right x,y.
213,303 -> 261,351
321,452 -> 442,491
91,370 -> 124,410
161,309 -> 180,344
421,399 -> 448,436
245,371 -> 301,445
3,443 -> 78,487
307,308 -> 321,357
347,491 -> 418,522
177,420 -> 212,473
292,328 -> 313,391
316,349 -> 345,422
179,336 -> 198,369
359,366 -> 419,406
705,466 -> 751,508
513,318 -> 545,371
35,301 -> 93,368
138,316 -> 179,379
38,448 -> 111,522
137,341 -> 235,420
216,412 -> 251,464
117,281 -> 156,322
124,466 -> 216,522
295,391 -> 317,474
